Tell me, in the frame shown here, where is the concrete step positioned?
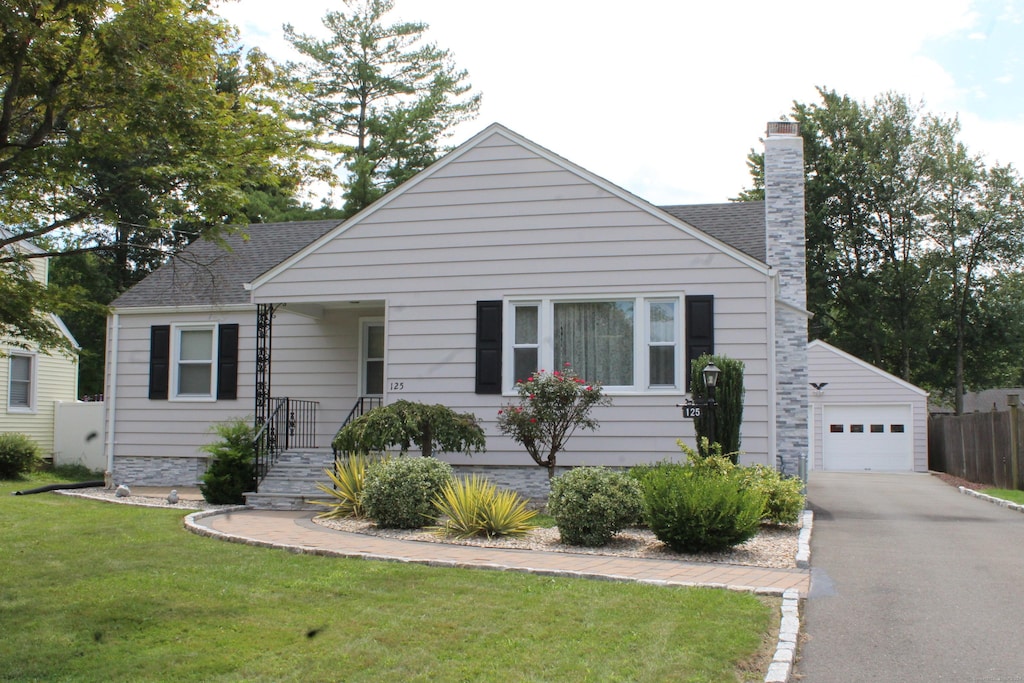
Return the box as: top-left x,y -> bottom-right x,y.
247,449 -> 336,510
244,491 -> 332,511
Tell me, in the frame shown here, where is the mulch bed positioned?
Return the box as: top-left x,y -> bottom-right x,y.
930,471 -> 988,491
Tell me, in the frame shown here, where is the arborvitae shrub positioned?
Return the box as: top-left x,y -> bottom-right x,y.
548,466 -> 643,546
0,433 -> 40,478
362,456 -> 454,529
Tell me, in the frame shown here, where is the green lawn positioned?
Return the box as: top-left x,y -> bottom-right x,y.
981,488 -> 1024,505
1,475 -> 776,682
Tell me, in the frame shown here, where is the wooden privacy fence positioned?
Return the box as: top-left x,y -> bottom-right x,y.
929,407 -> 1024,489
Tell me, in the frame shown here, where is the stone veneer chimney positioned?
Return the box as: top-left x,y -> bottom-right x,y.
764,121 -> 808,477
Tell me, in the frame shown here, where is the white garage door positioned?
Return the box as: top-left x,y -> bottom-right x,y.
822,404 -> 913,471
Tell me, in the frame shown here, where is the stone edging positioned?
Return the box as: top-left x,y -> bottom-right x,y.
185,506 -> 814,683
765,588 -> 801,683
764,509 -> 811,683
958,486 -> 1024,512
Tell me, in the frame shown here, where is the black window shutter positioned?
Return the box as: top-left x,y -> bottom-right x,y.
217,323 -> 239,401
475,300 -> 502,394
685,295 -> 714,390
148,325 -> 170,400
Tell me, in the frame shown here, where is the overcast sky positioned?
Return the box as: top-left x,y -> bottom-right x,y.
216,0 -> 1024,205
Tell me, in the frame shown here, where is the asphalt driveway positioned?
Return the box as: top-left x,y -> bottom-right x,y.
796,472 -> 1024,682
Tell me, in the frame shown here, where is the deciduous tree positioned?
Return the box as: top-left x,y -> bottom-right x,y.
1,0 -> 307,352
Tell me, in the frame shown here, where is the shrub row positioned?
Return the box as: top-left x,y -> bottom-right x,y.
317,455 -> 537,538
552,455 -> 805,552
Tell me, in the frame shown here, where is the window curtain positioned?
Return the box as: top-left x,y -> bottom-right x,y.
554,301 -> 634,385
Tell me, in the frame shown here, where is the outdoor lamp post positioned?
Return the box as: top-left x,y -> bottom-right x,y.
703,363 -> 720,447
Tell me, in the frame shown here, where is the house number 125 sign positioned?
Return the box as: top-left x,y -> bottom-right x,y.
679,404 -> 702,419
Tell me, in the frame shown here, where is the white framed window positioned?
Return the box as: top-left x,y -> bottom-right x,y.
360,318 -> 385,396
511,302 -> 540,383
505,295 -> 682,392
171,324 -> 216,400
8,352 -> 35,412
647,300 -> 678,387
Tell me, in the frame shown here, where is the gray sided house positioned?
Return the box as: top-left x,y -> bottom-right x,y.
103,122 -> 809,504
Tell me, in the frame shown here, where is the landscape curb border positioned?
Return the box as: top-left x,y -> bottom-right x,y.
958,486 -> 1024,512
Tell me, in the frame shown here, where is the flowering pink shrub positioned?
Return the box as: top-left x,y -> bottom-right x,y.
497,364 -> 611,479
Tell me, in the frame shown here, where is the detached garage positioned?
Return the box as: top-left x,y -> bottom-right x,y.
808,340 -> 929,472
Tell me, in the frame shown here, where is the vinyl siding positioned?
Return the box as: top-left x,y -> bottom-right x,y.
0,348 -> 77,456
808,341 -> 928,472
106,306 -> 377,463
247,130 -> 774,467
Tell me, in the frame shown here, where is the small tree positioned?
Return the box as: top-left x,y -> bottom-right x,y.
497,364 -> 611,480
332,400 -> 485,458
690,354 -> 745,461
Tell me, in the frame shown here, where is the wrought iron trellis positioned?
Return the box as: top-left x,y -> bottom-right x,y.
255,303 -> 277,431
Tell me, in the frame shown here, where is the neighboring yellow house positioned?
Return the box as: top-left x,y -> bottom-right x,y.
0,234 -> 80,457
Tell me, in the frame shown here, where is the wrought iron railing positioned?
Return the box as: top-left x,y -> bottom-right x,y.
252,397 -> 320,489
332,396 -> 383,457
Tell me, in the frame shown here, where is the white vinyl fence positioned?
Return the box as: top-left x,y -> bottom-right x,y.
53,401 -> 105,473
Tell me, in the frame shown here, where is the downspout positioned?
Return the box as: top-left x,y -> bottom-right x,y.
103,312 -> 119,487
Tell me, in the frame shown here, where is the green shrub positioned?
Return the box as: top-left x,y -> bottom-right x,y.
0,433 -> 40,479
362,456 -> 453,529
690,354 -> 745,459
313,453 -> 379,519
738,464 -> 805,525
548,466 -> 644,546
640,467 -> 765,553
332,400 -> 486,458
431,475 -> 537,539
199,419 -> 256,505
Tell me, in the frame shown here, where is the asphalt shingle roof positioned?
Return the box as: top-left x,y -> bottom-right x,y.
112,202 -> 766,309
658,201 -> 766,262
111,220 -> 342,308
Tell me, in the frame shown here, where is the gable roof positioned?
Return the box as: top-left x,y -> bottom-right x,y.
808,339 -> 929,397
111,220 -> 341,309
113,124 -> 770,310
250,123 -> 769,290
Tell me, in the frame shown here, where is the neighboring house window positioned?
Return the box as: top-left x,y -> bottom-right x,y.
8,353 -> 35,411
148,323 -> 238,401
498,296 -> 685,392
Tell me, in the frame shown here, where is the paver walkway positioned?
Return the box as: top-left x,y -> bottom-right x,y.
187,508 -> 810,596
